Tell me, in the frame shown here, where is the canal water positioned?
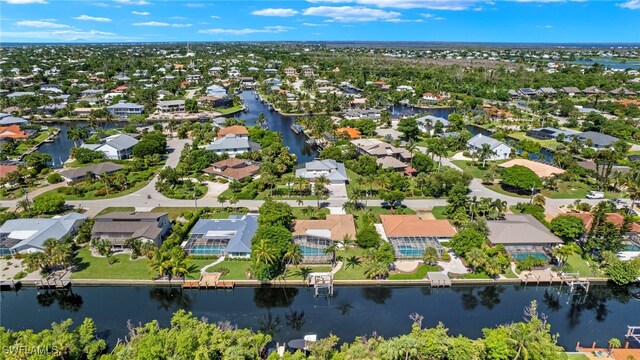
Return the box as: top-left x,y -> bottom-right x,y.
231,90 -> 318,164
38,123 -> 119,167
2,285 -> 639,349
390,104 -> 453,119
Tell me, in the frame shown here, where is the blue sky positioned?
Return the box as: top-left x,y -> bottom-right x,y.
1,0 -> 639,43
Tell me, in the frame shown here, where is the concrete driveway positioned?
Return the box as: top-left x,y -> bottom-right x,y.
327,183 -> 347,198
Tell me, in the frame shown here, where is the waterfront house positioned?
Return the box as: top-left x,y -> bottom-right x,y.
0,125 -> 30,142
330,127 -> 361,140
0,116 -> 28,126
157,100 -> 185,113
351,138 -> 412,162
486,214 -> 562,257
91,212 -> 171,248
197,96 -> 233,108
106,100 -> 144,118
293,215 -> 357,262
81,134 -> 139,160
526,127 -> 580,141
344,108 -> 381,120
182,215 -> 258,257
206,134 -> 260,157
203,158 -> 260,181
59,162 -> 124,182
575,131 -> 619,149
0,213 -> 86,255
206,85 -> 228,97
416,115 -> 449,135
466,134 -> 511,161
217,125 -> 249,139
295,159 -> 349,184
380,215 -> 455,258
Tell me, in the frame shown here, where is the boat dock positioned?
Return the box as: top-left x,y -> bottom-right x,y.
428,272 -> 451,287
35,278 -> 70,290
0,280 -> 21,291
182,273 -> 235,290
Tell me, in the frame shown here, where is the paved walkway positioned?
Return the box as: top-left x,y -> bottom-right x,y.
395,260 -> 421,272
328,207 -> 346,215
438,250 -> 469,274
201,256 -> 225,273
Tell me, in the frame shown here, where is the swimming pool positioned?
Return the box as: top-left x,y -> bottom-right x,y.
187,245 -> 226,255
300,245 -> 326,257
397,245 -> 424,258
512,252 -> 548,262
624,244 -> 640,252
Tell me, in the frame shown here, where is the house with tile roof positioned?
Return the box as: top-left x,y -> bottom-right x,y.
203,158 -> 260,181
380,215 -> 455,258
293,214 -> 357,262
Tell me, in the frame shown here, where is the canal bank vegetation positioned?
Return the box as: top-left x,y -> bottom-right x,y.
0,301 -> 571,360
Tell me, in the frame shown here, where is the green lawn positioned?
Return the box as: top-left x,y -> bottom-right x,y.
559,353 -> 589,360
72,247 -> 210,280
291,207 -> 330,220
508,132 -> 561,150
207,261 -> 252,280
485,184 -> 530,198
457,272 -> 491,279
96,207 -> 135,216
284,265 -> 333,280
388,264 -> 441,280
47,167 -> 157,201
334,248 -> 369,280
450,160 -> 492,178
14,131 -> 51,154
565,254 -> 598,277
503,266 -> 519,279
151,207 -> 194,221
431,206 -> 448,220
162,182 -> 208,200
72,247 -> 153,280
215,105 -> 244,115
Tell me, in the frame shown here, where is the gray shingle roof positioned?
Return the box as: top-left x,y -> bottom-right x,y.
0,213 -> 86,252
487,214 -> 562,245
467,134 -> 508,151
577,131 -> 619,147
102,134 -> 139,151
206,134 -> 260,152
59,162 -> 124,181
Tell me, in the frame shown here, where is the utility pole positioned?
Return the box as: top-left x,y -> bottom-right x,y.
193,186 -> 198,211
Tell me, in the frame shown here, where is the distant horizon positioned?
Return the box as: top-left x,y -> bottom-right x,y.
1,0 -> 639,43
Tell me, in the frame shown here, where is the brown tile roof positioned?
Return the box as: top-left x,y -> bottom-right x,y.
561,213 -> 640,233
0,125 -> 29,140
0,165 -> 18,179
218,125 -> 249,137
335,127 -> 361,139
203,158 -> 260,180
380,215 -> 457,238
292,214 -> 357,241
499,159 -> 565,178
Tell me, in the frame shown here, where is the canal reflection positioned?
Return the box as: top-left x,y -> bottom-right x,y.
148,287 -> 194,311
36,289 -> 83,312
253,287 -> 299,308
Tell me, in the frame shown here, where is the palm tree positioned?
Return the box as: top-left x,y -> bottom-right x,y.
217,194 -> 228,208
149,248 -> 171,278
294,176 -> 309,197
608,338 -> 621,356
340,234 -> 355,250
253,239 -> 277,266
406,140 -> 417,167
362,258 -> 389,280
484,257 -> 502,279
423,246 -> 439,265
282,243 -> 303,268
477,143 -> 497,168
324,243 -> 338,267
282,173 -> 295,197
344,255 -> 361,270
465,248 -> 485,272
314,183 -> 329,209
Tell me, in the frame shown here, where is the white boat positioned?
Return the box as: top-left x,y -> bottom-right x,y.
287,334 -> 317,351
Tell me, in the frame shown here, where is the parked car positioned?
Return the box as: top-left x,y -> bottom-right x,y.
586,191 -> 605,199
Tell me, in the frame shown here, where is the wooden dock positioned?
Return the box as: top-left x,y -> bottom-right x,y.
182,273 -> 235,290
428,272 -> 452,287
35,278 -> 70,289
0,280 -> 21,291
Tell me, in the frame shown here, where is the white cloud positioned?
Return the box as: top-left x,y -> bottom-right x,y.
16,20 -> 70,28
4,0 -> 47,4
303,6 -> 401,22
131,11 -> 150,15
1,29 -> 120,41
171,16 -> 187,20
251,8 -> 299,17
536,24 -> 554,28
73,15 -> 112,22
302,22 -> 328,26
186,3 -> 205,7
199,25 -> 292,35
133,21 -> 192,27
619,0 -> 640,9
210,15 -> 221,19
307,0 -> 477,10
115,0 -> 150,5
421,13 -> 445,19
385,18 -> 424,22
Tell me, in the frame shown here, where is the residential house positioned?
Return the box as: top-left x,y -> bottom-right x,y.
351,138 -> 413,171
526,127 -> 580,141
487,214 -> 562,256
421,92 -> 442,104
284,67 -> 297,76
59,162 -> 124,182
331,127 -> 361,140
106,100 -> 144,118
186,74 -> 202,83
81,134 -> 139,160
157,100 -> 185,113
467,134 -> 511,160
182,215 -> 258,257
517,88 -> 537,97
559,213 -> 640,260
343,108 -> 381,119
301,67 -> 315,77
559,87 -> 582,96
0,125 -> 30,142
0,165 -> 19,180
206,85 -> 227,97
0,213 -> 86,255
293,215 -> 357,262
91,212 -> 171,248
609,87 -> 637,96
380,215 -> 455,258
0,116 -> 28,126
197,96 -> 232,108
416,115 -> 449,135
536,87 -> 557,96
206,134 -> 260,157
295,159 -> 349,184
576,131 -> 619,149
208,66 -> 223,76
582,86 -> 602,95
203,158 -> 260,181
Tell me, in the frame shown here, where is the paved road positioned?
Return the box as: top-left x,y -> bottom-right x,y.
1,139 -> 623,215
